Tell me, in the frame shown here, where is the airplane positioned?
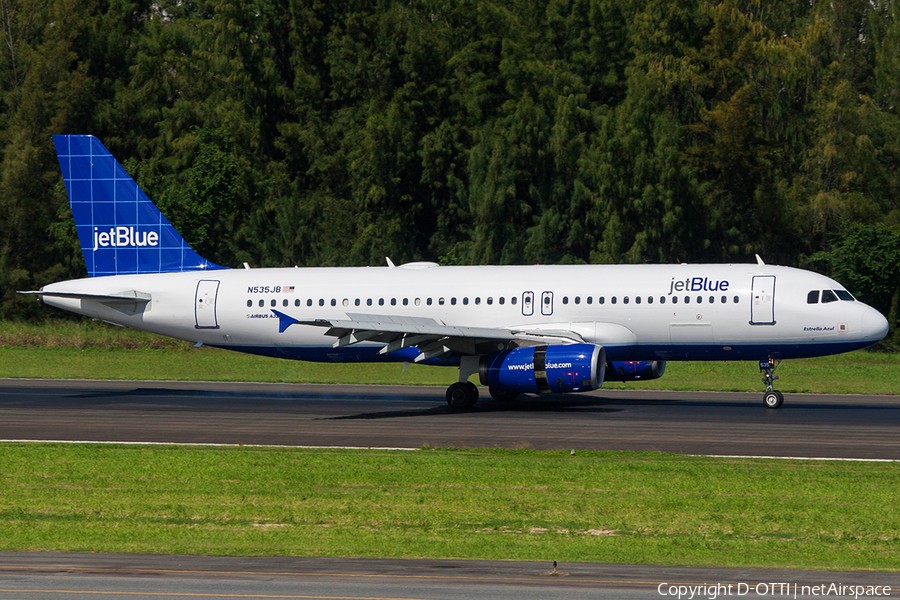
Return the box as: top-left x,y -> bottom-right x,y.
21,135 -> 890,410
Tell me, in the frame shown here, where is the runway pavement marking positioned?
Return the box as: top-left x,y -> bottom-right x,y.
696,454 -> 900,462
1,439 -> 898,462
0,440 -> 418,451
0,565 -> 683,586
0,591 -> 430,599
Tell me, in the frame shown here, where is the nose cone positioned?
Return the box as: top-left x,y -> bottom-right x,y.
862,307 -> 890,342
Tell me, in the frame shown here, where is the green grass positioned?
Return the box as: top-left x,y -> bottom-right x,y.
1,443 -> 898,570
3,321 -> 898,570
1,320 -> 898,394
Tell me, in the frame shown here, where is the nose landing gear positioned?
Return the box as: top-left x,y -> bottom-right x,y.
760,357 -> 783,409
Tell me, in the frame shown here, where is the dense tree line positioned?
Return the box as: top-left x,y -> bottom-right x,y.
0,0 -> 898,342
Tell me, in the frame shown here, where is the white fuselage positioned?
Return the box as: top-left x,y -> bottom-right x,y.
39,262 -> 888,364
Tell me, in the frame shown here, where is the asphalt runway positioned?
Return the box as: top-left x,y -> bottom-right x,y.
1,378 -> 900,458
2,379 -> 899,597
2,552 -> 899,600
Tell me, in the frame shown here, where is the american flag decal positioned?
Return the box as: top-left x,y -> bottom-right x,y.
284,285 -> 295,293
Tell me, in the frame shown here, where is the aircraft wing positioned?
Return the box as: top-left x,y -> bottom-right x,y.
274,310 -> 584,362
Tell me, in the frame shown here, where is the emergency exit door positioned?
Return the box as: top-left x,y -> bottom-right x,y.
750,275 -> 775,325
195,280 -> 220,329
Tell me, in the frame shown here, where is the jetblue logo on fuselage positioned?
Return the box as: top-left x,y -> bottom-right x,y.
668,277 -> 729,295
92,227 -> 159,251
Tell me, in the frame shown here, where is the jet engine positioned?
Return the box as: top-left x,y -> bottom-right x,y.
604,360 -> 667,381
479,344 -> 606,394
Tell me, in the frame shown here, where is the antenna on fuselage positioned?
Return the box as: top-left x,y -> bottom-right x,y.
386,257 -> 396,268
755,254 -> 765,265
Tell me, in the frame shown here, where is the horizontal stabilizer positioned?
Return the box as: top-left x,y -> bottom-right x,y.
20,289 -> 151,315
20,289 -> 151,303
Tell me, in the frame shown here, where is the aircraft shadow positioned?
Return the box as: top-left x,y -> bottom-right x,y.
51,386 -> 900,419
324,398 -> 624,420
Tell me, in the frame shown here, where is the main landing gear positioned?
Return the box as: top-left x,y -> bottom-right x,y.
759,357 -> 783,409
446,356 -> 481,409
446,381 -> 478,408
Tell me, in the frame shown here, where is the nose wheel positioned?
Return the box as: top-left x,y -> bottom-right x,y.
763,390 -> 784,409
759,357 -> 783,409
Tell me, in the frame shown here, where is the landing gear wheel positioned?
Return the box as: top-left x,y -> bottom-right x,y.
489,387 -> 519,402
446,381 -> 478,409
759,357 -> 784,409
763,390 -> 784,409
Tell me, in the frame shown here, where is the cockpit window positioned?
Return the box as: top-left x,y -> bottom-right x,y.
835,290 -> 855,301
821,290 -> 839,303
807,290 -> 819,304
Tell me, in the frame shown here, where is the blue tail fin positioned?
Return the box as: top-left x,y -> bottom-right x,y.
53,135 -> 225,277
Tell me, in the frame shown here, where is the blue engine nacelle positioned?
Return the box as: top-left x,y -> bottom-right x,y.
604,360 -> 667,381
478,344 -> 606,394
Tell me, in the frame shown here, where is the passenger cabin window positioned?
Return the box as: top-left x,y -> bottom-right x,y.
463,297 -> 469,305
295,299 -> 301,307
259,299 -> 264,307
822,290 -> 839,303
487,297 -> 493,305
511,297 -> 517,305
807,290 -> 820,304
283,299 -> 288,307
308,299 -> 313,307
379,298 -> 385,306
499,297 -> 505,305
562,296 -> 569,305
587,297 -> 593,304
247,300 -> 253,307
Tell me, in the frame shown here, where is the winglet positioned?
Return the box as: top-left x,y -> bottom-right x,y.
271,309 -> 300,334
52,135 -> 225,277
